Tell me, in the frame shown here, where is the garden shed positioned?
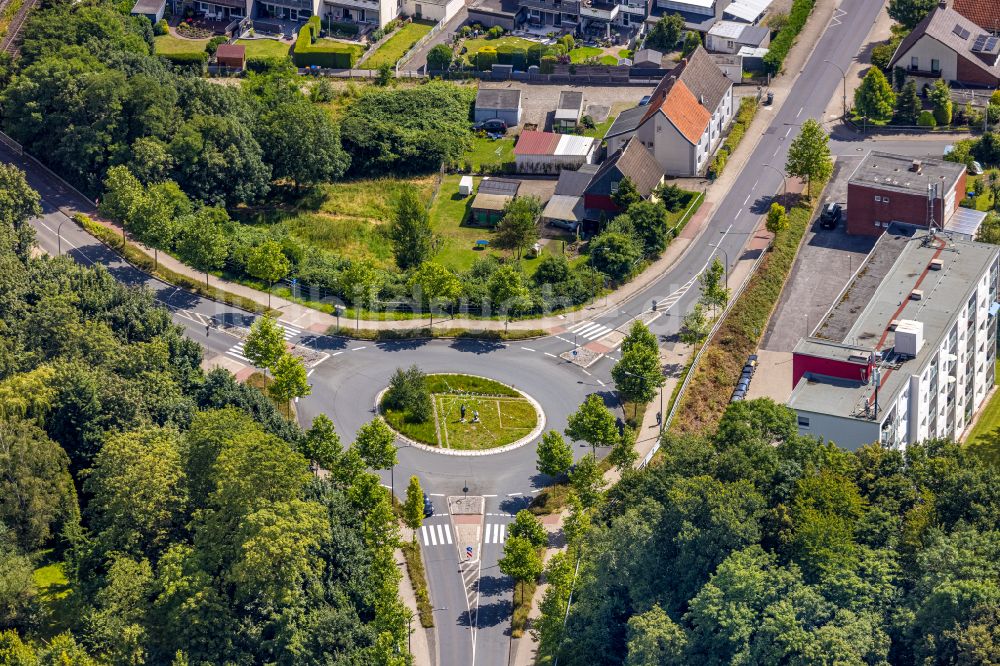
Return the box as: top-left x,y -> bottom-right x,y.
514,130 -> 596,174
553,90 -> 584,132
215,43 -> 247,70
474,88 -> 523,126
131,0 -> 165,23
471,178 -> 520,226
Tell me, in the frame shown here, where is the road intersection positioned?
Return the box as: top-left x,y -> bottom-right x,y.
8,1 -> 922,662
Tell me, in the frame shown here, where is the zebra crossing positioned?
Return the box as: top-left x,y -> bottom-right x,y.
226,322 -> 302,364
483,522 -> 507,545
567,320 -> 614,342
419,522 -> 454,547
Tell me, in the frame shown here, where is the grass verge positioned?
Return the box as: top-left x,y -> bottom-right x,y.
236,38 -> 292,59
154,33 -> 210,55
966,360 -> 1000,444
246,371 -> 295,420
72,214 -> 270,315
669,177 -> 830,437
511,574 -> 539,638
401,541 -> 434,628
326,325 -> 546,341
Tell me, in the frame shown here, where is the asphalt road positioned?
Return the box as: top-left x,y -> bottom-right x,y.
9,1 -> 901,660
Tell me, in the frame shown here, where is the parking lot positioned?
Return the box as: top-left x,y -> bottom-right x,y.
760,155 -> 877,356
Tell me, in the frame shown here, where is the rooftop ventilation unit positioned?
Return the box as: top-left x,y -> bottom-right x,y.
895,319 -> 924,357
888,319 -> 900,331
929,258 -> 943,270
910,160 -> 922,173
910,289 -> 924,301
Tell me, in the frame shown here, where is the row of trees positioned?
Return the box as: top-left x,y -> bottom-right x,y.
534,397 -> 1000,664
0,166 -> 412,663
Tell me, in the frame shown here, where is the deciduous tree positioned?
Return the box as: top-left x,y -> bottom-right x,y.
612,343 -> 663,404
403,475 -> 424,539
888,0 -> 937,30
536,430 -> 573,478
785,119 -> 833,197
568,452 -> 604,508
498,535 -> 543,605
243,315 -> 286,373
854,67 -> 895,122
389,186 -> 433,270
246,240 -> 290,308
409,261 -> 461,325
645,13 -> 684,51
611,176 -> 641,210
268,353 -> 311,415
0,165 -> 41,261
508,509 -> 547,549
565,394 -> 619,455
765,202 -> 789,235
260,101 -> 350,189
494,196 -> 541,260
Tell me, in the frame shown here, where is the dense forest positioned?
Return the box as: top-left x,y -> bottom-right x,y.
536,399 -> 1000,665
0,166 -> 409,664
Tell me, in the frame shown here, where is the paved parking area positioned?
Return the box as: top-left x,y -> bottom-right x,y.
478,83 -> 655,128
760,155 -> 876,353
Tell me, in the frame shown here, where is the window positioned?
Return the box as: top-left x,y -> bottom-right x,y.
931,58 -> 940,72
875,195 -> 881,202
911,56 -> 919,69
883,197 -> 889,204
797,416 -> 810,428
610,180 -> 619,194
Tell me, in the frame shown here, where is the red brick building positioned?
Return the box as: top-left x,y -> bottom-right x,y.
846,152 -> 967,237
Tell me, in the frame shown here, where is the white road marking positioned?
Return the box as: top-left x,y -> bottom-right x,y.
521,346 -> 536,352
544,352 -> 557,358
744,193 -> 751,205
796,107 -> 803,118
351,346 -> 367,351
785,127 -> 792,137
429,493 -> 445,497
581,369 -> 592,376
597,379 -> 606,387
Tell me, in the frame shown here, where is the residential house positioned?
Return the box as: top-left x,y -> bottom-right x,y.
788,228 -> 999,450
468,0 -> 524,30
615,0 -> 652,32
709,52 -> 743,81
542,165 -> 597,230
320,0 -> 397,27
554,91 -> 585,132
582,136 -> 664,216
520,0 -> 579,31
705,20 -> 769,54
258,0 -> 317,22
514,131 -> 597,174
474,88 -> 523,126
471,178 -> 520,226
194,0 -> 251,20
845,152 -> 984,238
889,4 -> 1000,88
632,48 -> 664,68
954,0 -> 1000,33
651,0 -> 731,32
215,43 -> 247,69
402,0 -> 464,22
131,0 -> 165,23
604,46 -> 733,176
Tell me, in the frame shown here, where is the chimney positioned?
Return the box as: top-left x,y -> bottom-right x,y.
910,159 -> 922,173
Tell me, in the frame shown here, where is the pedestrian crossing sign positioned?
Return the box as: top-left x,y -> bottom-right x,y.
466,546 -> 473,559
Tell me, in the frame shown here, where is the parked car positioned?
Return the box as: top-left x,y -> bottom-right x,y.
473,119 -> 508,133
423,493 -> 434,518
820,202 -> 842,229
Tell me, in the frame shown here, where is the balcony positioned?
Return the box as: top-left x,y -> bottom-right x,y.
324,0 -> 377,9
905,65 -> 941,78
521,0 -> 580,12
580,0 -> 618,20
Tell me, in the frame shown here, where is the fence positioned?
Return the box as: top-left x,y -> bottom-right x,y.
639,239 -> 772,468
395,17 -> 444,74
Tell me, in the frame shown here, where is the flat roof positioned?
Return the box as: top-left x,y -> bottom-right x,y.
557,90 -> 584,112
945,207 -> 988,237
708,20 -> 746,38
724,0 -> 773,22
476,87 -> 522,110
471,192 -> 512,211
790,228 -> 999,422
131,0 -> 164,12
849,151 -> 966,197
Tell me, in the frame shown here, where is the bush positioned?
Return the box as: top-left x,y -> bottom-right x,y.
527,42 -> 549,66
476,46 -> 497,70
293,16 -> 359,68
708,148 -> 729,179
205,35 -> 227,55
763,0 -> 815,75
917,110 -> 937,127
161,50 -> 208,74
487,25 -> 504,39
327,20 -> 360,36
540,55 -> 557,74
154,18 -> 168,36
496,44 -> 527,70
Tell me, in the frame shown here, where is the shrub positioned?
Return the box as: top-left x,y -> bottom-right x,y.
327,20 -> 360,36
559,34 -> 575,51
154,18 -> 168,35
540,55 -> 557,74
205,35 -> 227,55
246,56 -> 292,72
476,46 -> 498,70
293,16 -> 359,68
527,42 -> 548,66
917,110 -> 937,127
161,50 -> 208,74
708,148 -> 729,179
496,44 -> 527,70
487,25 -> 504,39
763,0 -> 815,75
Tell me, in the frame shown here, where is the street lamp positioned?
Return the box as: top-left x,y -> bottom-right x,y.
824,59 -> 847,119
708,243 -> 730,289
56,219 -> 66,256
762,163 -> 787,199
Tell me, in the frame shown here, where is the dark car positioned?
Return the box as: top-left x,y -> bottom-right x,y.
820,202 -> 842,229
473,119 -> 508,133
423,493 -> 434,518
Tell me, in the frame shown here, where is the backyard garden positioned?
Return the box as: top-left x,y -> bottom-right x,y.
363,19 -> 435,68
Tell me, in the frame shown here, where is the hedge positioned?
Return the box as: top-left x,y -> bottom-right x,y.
763,0 -> 815,75
917,110 -> 937,127
161,50 -> 208,74
293,16 -> 359,68
327,20 -> 360,36
708,96 -> 758,179
476,46 -> 497,71
496,44 -> 527,70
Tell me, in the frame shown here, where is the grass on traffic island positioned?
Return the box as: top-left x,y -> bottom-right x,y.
72,213 -> 271,315
246,371 -> 296,420
326,325 -> 546,341
400,541 -> 434,628
511,566 -> 540,638
669,176 -> 831,438
382,374 -> 537,451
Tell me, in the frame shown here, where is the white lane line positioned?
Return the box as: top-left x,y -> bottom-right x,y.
581,369 -> 592,376
544,352 -> 557,358
508,492 -> 522,496
743,193 -> 751,205
331,351 -> 343,356
429,492 -> 445,497
773,146 -> 780,157
307,369 -> 315,377
597,379 -> 606,387
555,336 -> 574,344
521,346 -> 536,352
482,494 -> 497,497
735,210 -> 742,219
796,107 -> 803,118
785,127 -> 792,137
351,346 -> 367,351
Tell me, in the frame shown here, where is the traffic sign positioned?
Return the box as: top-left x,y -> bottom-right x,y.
466,546 -> 473,559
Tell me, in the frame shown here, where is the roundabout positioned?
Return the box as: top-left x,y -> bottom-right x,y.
377,373 -> 545,455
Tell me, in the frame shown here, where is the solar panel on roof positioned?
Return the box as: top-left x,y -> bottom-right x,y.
987,36 -> 999,51
972,34 -> 989,51
953,24 -> 970,39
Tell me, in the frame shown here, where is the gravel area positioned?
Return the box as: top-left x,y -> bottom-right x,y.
478,82 -> 655,128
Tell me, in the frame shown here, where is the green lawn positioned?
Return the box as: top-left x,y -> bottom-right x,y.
382,374 -> 536,450
967,361 -> 1000,443
462,135 -> 515,171
429,174 -> 583,275
154,34 -> 209,55
364,20 -> 434,68
462,35 -> 538,64
966,173 -> 999,212
236,38 -> 292,59
33,556 -> 75,638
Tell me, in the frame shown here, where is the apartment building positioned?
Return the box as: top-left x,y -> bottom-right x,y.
788,227 -> 1000,450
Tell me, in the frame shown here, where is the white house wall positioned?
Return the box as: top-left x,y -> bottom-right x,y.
899,35 -> 959,82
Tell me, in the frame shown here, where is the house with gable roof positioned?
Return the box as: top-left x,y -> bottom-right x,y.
603,46 -> 733,176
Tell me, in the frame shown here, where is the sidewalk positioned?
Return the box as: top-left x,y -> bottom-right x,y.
394,539 -> 434,666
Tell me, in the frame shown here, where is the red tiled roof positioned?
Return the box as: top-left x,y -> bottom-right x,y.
513,130 -> 561,156
216,44 -> 246,59
659,80 -> 711,145
954,0 -> 1000,31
